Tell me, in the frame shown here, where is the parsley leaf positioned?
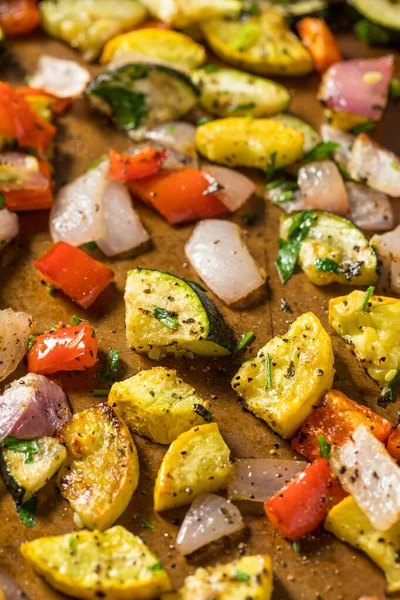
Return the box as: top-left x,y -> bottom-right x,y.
154,307 -> 179,329
148,561 -> 164,571
276,211 -> 316,284
292,539 -> 301,553
361,285 -> 375,311
233,331 -> 254,356
266,151 -> 277,179
201,64 -> 220,73
352,121 -> 376,136
266,177 -> 286,190
337,163 -> 352,180
71,315 -> 88,326
2,437 -> 39,463
303,142 -> 339,163
315,258 -> 341,274
27,334 -> 35,351
317,435 -> 331,459
354,19 -> 391,46
138,516 -> 153,531
233,570 -> 250,582
97,349 -> 120,386
265,352 -> 272,389
93,86 -> 147,130
17,496 -> 36,527
85,241 -> 98,252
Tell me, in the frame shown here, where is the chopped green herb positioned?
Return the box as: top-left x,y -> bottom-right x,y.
197,117 -> 214,126
361,285 -> 375,311
148,561 -> 163,571
315,258 -> 341,274
23,147 -> 36,156
17,496 -> 36,527
276,211 -> 315,284
164,124 -> 177,134
245,2 -> 261,15
87,159 -> 100,170
46,283 -> 56,294
241,213 -> 258,226
273,190 -> 295,203
184,279 -> 208,293
69,537 -> 77,551
227,102 -> 255,113
388,371 -> 400,402
0,174 -> 18,183
233,331 -> 254,356
265,352 -> 272,389
138,516 -> 154,531
391,162 -> 399,171
317,435 -> 331,459
97,349 -> 120,386
154,307 -> 179,329
292,539 -> 301,553
0,193 -> 5,208
233,570 -> 250,582
230,23 -> 259,51
337,163 -> 352,180
92,85 -> 148,130
266,151 -> 277,180
266,177 -> 286,190
201,64 -> 220,73
354,19 -> 391,46
85,241 -> 98,252
352,121 -> 376,136
193,404 -> 213,423
2,437 -> 39,464
49,323 -> 58,331
71,315 -> 88,326
303,142 -> 339,163
203,180 -> 224,195
27,334 -> 35,351
92,389 -> 110,397
390,78 -> 400,101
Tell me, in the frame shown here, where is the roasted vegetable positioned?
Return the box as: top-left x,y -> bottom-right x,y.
350,0 -> 400,42
196,117 -> 304,170
0,436 -> 66,505
57,404 -> 139,530
271,113 -> 321,154
153,423 -> 232,511
20,525 -> 172,599
231,312 -> 334,439
178,555 -> 273,600
329,290 -> 400,390
108,367 -> 212,444
125,268 -> 235,359
278,210 -> 379,286
101,29 -> 206,70
297,17 -> 343,74
201,7 -> 313,76
86,64 -> 198,138
0,0 -> 40,36
139,0 -> 240,28
325,496 -> 400,593
191,66 -> 290,118
39,0 -> 147,62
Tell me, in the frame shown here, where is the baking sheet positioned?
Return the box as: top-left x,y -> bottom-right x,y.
0,29 -> 400,600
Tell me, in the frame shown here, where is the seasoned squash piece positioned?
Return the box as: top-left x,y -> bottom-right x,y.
231,312 -> 334,438
125,268 -> 235,359
20,525 -> 172,600
108,367 -> 212,445
57,404 -> 139,530
0,437 -> 66,505
39,0 -> 147,62
101,29 -> 206,70
139,0 -> 240,28
329,290 -> 400,389
179,555 -> 273,600
196,118 -> 304,170
154,423 -> 232,512
201,7 -> 313,76
325,497 -> 400,593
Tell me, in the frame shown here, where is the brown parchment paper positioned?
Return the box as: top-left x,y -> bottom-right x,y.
0,28 -> 400,600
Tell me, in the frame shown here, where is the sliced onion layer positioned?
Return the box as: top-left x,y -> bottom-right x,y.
0,308 -> 32,382
145,122 -> 199,169
176,493 -> 244,555
298,161 -> 348,215
371,226 -> 400,295
0,208 -> 19,248
0,571 -> 31,599
185,219 -> 265,305
330,425 -> 400,531
320,124 -> 355,167
346,182 -> 393,232
29,55 -> 90,98
0,153 -> 48,192
266,184 -> 305,214
201,164 -> 256,212
227,458 -> 306,502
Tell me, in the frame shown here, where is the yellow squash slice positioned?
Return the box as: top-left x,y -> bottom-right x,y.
231,312 -> 334,438
20,525 -> 172,600
108,367 -> 212,445
154,423 -> 232,512
139,0 -> 240,28
325,497 -> 400,593
196,117 -> 304,170
329,290 -> 400,389
201,7 -> 313,76
57,403 -> 139,530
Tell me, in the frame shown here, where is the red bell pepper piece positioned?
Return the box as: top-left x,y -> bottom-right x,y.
0,83 -> 56,155
34,242 -> 113,309
27,322 -> 98,374
387,427 -> 400,461
292,389 -> 393,462
297,18 -> 343,75
4,159 -> 53,211
108,147 -> 168,181
129,168 -> 228,224
0,0 -> 40,36
265,458 -> 347,540
16,87 -> 72,116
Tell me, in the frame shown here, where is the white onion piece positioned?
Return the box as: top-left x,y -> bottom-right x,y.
0,208 -> 19,248
185,219 -> 265,305
320,124 -> 355,167
0,308 -> 32,382
371,226 -> 400,295
145,122 -> 199,169
227,458 -> 306,502
50,162 -> 108,246
96,179 -> 149,257
266,184 -> 305,214
29,55 -> 90,98
0,571 -> 31,599
330,425 -> 400,531
346,182 -> 393,231
0,153 -> 48,192
349,134 -> 400,197
298,161 -> 348,215
176,493 -> 244,555
201,164 -> 256,212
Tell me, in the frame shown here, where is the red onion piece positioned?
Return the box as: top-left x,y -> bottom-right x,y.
176,493 -> 244,555
0,153 -> 48,192
0,208 -> 19,248
348,134 -> 400,197
29,55 -> 90,98
318,55 -> 394,120
371,226 -> 400,295
346,182 -> 393,232
201,164 -> 256,212
227,458 -> 306,502
0,308 -> 32,382
298,161 -> 348,215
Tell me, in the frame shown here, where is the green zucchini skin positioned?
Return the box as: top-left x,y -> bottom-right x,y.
347,1 -> 400,45
0,449 -> 25,505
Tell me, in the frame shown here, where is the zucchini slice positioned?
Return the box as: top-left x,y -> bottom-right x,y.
109,367 -> 212,445
273,0 -> 328,18
191,66 -> 290,118
57,404 -> 139,530
0,437 -> 66,505
280,210 -> 379,286
86,64 -> 199,138
20,526 -> 172,600
231,312 -> 334,438
350,0 -> 400,33
329,290 -> 400,389
201,7 -> 313,76
154,423 -> 233,511
125,268 -> 235,359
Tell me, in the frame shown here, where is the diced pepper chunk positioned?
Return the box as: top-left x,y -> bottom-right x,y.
297,18 -> 342,75
387,427 -> 400,461
4,160 -> 53,211
108,147 -> 168,181
0,0 -> 40,36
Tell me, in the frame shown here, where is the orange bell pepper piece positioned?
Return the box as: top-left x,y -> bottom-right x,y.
297,18 -> 343,75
